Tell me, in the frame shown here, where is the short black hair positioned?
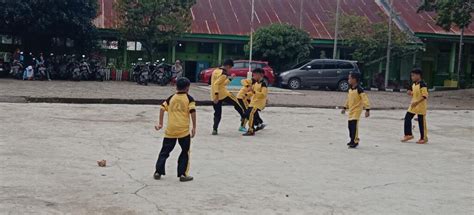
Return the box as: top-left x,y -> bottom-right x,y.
176,77 -> 191,91
253,68 -> 264,74
223,59 -> 234,67
349,72 -> 361,82
411,68 -> 423,77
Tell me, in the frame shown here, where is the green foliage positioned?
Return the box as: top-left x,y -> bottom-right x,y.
0,0 -> 98,52
115,0 -> 195,59
246,23 -> 312,72
338,15 -> 415,64
418,0 -> 472,30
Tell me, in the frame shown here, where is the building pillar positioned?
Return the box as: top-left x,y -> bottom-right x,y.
218,43 -> 223,65
466,44 -> 472,85
172,44 -> 176,63
123,42 -> 128,69
336,48 -> 341,59
449,42 -> 456,78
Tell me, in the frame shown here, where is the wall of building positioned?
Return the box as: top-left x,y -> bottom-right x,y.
419,42 -> 473,88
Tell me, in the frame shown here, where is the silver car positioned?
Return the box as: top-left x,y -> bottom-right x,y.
279,59 -> 360,91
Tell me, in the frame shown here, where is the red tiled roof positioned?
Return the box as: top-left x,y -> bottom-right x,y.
94,0 -> 473,39
392,0 -> 474,36
190,0 -> 386,39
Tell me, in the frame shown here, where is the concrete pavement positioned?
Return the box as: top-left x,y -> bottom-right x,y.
0,79 -> 473,109
0,103 -> 473,214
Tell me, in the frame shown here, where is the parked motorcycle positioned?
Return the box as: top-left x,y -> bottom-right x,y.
155,63 -> 173,86
36,64 -> 47,80
132,63 -> 141,83
9,60 -> 24,79
0,60 -> 6,77
138,63 -> 149,86
67,60 -> 81,81
79,61 -> 91,80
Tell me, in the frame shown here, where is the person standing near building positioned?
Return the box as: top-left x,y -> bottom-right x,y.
401,68 -> 429,144
172,60 -> 183,79
210,59 -> 245,135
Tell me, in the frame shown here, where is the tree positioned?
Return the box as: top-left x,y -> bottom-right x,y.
338,15 -> 415,65
0,0 -> 98,52
246,23 -> 312,73
115,0 -> 195,60
418,0 -> 473,86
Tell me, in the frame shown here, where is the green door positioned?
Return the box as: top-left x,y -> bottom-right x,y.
421,61 -> 434,87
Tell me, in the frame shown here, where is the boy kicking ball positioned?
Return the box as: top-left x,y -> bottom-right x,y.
401,68 -> 429,144
237,78 -> 253,132
243,68 -> 268,136
341,72 -> 370,148
154,77 -> 197,182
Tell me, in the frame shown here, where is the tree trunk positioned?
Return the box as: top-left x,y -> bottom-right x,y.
140,41 -> 153,62
456,27 -> 464,88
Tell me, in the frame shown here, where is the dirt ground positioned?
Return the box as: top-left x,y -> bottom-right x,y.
0,103 -> 472,214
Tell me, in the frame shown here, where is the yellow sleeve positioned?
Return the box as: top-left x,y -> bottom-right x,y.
344,95 -> 349,109
421,87 -> 428,99
189,101 -> 196,112
254,86 -> 268,99
186,95 -> 196,112
214,74 -> 230,86
246,91 -> 254,98
211,74 -> 219,98
161,95 -> 174,111
361,93 -> 371,110
160,101 -> 168,112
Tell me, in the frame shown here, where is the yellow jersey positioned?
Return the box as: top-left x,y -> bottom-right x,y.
249,80 -> 268,110
344,86 -> 370,120
237,79 -> 253,100
161,93 -> 196,138
408,81 -> 428,115
210,68 -> 232,100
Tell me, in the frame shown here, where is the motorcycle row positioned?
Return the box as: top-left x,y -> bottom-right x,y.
7,53 -> 107,81
132,60 -> 174,86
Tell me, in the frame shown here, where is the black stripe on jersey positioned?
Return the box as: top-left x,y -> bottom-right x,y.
186,94 -> 195,103
187,94 -> 196,113
357,86 -> 364,94
165,95 -> 173,104
419,81 -> 428,88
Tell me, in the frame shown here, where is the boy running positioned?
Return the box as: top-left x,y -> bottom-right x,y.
401,68 -> 429,144
237,78 -> 253,132
341,72 -> 370,148
210,59 -> 245,135
154,77 -> 196,182
243,68 -> 268,136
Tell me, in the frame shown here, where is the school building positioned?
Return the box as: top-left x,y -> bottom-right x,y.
1,0 -> 473,88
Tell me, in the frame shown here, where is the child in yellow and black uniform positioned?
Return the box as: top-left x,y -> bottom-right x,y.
243,68 -> 268,136
401,68 -> 429,144
341,72 -> 370,148
237,78 -> 253,132
154,77 -> 196,182
210,59 -> 245,135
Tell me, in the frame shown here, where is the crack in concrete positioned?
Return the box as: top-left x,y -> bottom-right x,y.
97,138 -> 163,214
116,159 -> 164,214
363,182 -> 398,190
